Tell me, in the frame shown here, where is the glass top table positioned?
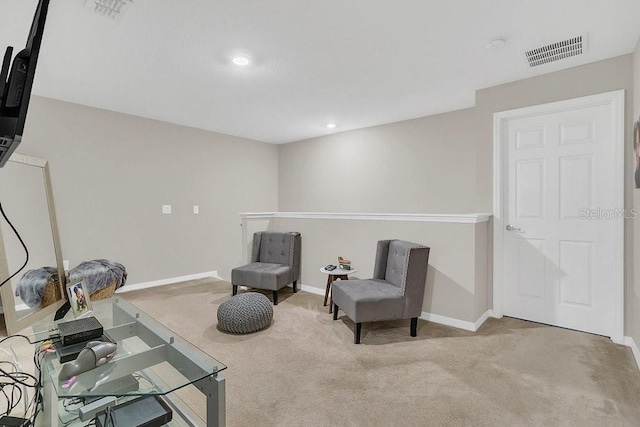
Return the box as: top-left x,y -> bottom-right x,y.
32,297 -> 226,426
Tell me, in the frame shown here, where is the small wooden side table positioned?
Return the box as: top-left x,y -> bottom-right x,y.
320,266 -> 358,313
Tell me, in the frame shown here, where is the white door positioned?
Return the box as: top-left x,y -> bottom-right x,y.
500,94 -> 622,337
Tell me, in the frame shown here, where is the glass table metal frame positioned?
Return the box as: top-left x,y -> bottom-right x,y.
34,298 -> 225,426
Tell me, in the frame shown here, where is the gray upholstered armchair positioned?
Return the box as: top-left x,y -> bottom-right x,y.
231,231 -> 301,305
332,240 -> 430,344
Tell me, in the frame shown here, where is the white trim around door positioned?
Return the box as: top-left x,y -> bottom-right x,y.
492,90 -> 625,344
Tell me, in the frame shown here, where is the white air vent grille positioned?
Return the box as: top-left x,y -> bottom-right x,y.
83,0 -> 135,21
524,35 -> 586,67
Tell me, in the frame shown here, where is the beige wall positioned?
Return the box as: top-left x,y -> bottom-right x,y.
474,55 -> 634,212
17,96 -> 279,284
268,217 -> 486,323
277,108 -> 490,322
278,107 -> 478,214
10,54 -> 635,334
476,54 -> 635,330
278,54 -> 634,329
631,40 -> 640,347
474,222 -> 489,320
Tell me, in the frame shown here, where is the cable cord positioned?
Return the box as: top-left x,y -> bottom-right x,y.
27,345 -> 48,425
0,200 -> 29,288
0,335 -> 50,425
0,344 -> 27,414
0,335 -> 47,346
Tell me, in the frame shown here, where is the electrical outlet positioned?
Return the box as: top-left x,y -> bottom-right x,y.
63,260 -> 70,270
162,205 -> 172,214
193,205 -> 199,214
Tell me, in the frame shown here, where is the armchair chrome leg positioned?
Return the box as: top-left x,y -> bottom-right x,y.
232,285 -> 238,296
355,323 -> 362,344
293,280 -> 298,293
410,317 -> 418,337
333,304 -> 338,320
272,291 -> 278,305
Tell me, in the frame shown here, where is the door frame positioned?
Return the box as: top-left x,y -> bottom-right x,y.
492,90 -> 625,343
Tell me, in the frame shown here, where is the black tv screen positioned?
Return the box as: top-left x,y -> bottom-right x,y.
0,0 -> 50,167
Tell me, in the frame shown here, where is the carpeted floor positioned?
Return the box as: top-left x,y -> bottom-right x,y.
117,278 -> 640,426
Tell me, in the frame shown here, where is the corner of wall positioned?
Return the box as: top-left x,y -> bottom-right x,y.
629,35 -> 640,354
474,221 -> 490,320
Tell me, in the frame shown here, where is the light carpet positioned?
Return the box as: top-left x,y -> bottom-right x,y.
118,278 -> 640,426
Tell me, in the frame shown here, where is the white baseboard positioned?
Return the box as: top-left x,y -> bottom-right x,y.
420,311 -> 474,332
623,336 -> 640,371
284,282 -> 325,296
420,309 -> 494,332
295,283 -> 491,332
474,310 -> 494,330
297,284 -> 325,296
116,271 -> 221,293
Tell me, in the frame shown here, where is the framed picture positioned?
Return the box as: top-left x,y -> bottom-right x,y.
66,279 -> 93,319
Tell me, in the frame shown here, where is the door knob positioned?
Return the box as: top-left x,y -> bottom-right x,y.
506,225 -> 522,232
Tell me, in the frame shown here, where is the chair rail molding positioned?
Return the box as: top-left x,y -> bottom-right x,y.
239,211 -> 491,264
239,212 -> 492,223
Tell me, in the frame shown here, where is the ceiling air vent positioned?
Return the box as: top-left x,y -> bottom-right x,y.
83,0 -> 136,21
524,35 -> 587,67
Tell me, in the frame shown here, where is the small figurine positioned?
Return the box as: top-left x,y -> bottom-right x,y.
338,256 -> 351,270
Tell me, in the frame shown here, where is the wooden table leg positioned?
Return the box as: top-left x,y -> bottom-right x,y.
328,274 -> 349,314
324,274 -> 332,307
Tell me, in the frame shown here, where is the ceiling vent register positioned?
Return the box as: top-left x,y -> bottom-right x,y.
524,35 -> 587,67
84,0 -> 135,20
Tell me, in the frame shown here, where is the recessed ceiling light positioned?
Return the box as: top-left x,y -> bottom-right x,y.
485,39 -> 506,50
326,123 -> 337,129
232,56 -> 251,66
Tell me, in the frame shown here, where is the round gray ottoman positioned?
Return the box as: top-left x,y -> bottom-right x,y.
217,292 -> 273,334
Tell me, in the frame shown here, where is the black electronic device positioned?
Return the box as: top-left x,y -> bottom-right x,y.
0,416 -> 31,427
54,300 -> 72,321
55,332 -> 114,363
57,316 -> 104,346
0,0 -> 50,167
95,395 -> 173,427
325,264 -> 336,271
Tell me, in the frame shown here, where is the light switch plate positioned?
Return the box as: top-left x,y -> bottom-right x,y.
193,205 -> 199,214
162,205 -> 172,214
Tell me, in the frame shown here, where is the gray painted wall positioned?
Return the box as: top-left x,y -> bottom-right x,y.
276,106 -> 487,323
268,217 -> 486,323
278,107 -> 478,214
631,40 -> 640,349
7,53 -> 635,337
475,55 -> 633,213
17,96 -> 279,284
278,54 -> 635,333
476,54 -> 635,340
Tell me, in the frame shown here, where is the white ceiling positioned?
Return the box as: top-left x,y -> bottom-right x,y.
2,0 -> 640,144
